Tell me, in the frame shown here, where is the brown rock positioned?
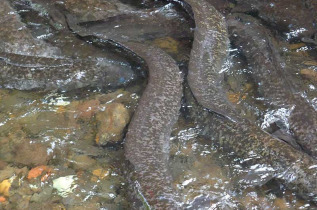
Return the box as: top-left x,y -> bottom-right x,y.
96,89 -> 135,105
0,166 -> 15,181
95,103 -> 130,145
14,142 -> 51,167
18,111 -> 69,136
300,68 -> 317,82
71,155 -> 97,170
70,99 -> 100,120
52,203 -> 66,210
0,160 -> 7,170
67,201 -> 100,210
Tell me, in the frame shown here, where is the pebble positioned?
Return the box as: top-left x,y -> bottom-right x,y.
14,142 -> 51,166
300,68 -> 317,82
67,201 -> 100,210
68,99 -> 100,120
95,103 -> 130,145
51,203 -> 66,210
71,155 -> 97,171
53,175 -> 78,198
30,186 -> 53,203
0,166 -> 15,181
18,111 -> 69,136
0,160 -> 7,170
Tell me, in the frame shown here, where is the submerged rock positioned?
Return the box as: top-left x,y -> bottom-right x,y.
69,99 -> 101,120
53,175 -> 78,198
30,186 -> 53,203
18,111 -> 69,136
71,155 -> 97,170
96,103 -> 130,146
14,142 -> 51,167
0,161 -> 7,170
300,68 -> 317,82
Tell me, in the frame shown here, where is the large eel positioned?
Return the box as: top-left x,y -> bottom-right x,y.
184,83 -> 317,202
66,14 -> 184,209
232,0 -> 317,41
227,14 -> 317,158
0,52 -> 135,91
0,0 -> 60,56
122,42 -> 183,209
184,0 -> 317,202
66,0 -> 317,204
185,0 -> 239,121
74,5 -> 193,43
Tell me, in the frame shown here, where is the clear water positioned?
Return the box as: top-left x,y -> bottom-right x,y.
0,0 -> 316,209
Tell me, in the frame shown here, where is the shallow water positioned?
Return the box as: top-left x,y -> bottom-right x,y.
0,0 -> 317,209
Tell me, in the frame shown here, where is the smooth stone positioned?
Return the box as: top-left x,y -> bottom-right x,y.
95,103 -> 130,145
14,142 -> 51,167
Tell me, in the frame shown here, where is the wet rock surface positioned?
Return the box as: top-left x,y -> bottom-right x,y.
96,103 -> 130,146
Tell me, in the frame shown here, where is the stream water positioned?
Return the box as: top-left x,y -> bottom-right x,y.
0,0 -> 316,209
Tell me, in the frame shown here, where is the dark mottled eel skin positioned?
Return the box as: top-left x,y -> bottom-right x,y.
68,15 -> 184,208
0,52 -> 135,91
185,0 -> 239,121
185,0 -> 317,201
66,6 -> 190,208
122,42 -> 183,209
227,13 -> 317,158
185,85 -> 317,202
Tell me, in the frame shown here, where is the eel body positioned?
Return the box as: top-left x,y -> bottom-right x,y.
185,0 -> 239,120
0,52 -> 135,91
0,0 -> 60,56
122,42 -> 183,209
76,5 -> 193,43
184,86 -> 317,202
185,0 -> 317,201
67,11 -> 184,208
227,14 -> 317,158
1,0 -> 316,206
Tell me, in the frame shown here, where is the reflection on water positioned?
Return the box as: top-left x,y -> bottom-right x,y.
1,88 -> 316,209
0,0 -> 317,209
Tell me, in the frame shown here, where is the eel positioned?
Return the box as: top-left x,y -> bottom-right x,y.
232,0 -> 317,41
185,0 -> 317,201
185,0 -> 239,121
1,0 -> 316,206
0,0 -> 60,56
0,52 -> 135,91
67,16 -> 184,208
122,42 -> 183,209
227,13 -> 317,158
184,84 -> 317,202
66,3 -> 193,43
